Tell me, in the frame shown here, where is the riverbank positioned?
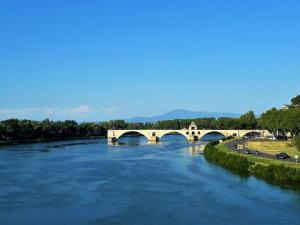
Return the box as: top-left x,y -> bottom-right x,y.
0,136 -> 105,146
204,141 -> 300,190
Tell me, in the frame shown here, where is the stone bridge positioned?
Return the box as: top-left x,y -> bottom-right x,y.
107,122 -> 272,143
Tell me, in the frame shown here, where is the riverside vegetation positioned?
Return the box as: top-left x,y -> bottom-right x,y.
0,111 -> 259,144
202,95 -> 300,189
204,141 -> 300,188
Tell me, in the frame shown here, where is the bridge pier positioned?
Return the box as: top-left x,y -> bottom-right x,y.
147,136 -> 159,142
187,135 -> 199,142
107,137 -> 117,143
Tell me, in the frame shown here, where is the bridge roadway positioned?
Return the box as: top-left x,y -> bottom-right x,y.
107,129 -> 272,143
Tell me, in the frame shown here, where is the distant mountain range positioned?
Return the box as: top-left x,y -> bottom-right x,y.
126,109 -> 241,123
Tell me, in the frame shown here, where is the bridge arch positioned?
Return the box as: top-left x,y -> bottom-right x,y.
199,131 -> 227,140
158,131 -> 189,141
115,130 -> 149,141
241,131 -> 263,137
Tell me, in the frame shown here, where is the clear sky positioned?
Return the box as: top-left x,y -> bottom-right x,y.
0,0 -> 299,121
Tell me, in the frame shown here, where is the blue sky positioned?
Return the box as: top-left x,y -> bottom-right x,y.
0,0 -> 299,121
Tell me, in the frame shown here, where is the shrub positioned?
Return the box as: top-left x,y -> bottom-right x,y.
252,164 -> 275,181
204,142 -> 253,176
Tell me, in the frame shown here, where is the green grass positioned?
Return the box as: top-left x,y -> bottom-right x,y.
217,144 -> 300,168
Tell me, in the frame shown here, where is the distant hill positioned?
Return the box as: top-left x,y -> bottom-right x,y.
126,109 -> 241,123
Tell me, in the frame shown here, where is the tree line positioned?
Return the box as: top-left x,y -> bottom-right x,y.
0,119 -> 106,142
0,111 -> 257,142
1,95 -> 300,142
260,95 -> 300,137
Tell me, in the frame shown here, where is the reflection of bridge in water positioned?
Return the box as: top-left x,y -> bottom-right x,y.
108,122 -> 272,143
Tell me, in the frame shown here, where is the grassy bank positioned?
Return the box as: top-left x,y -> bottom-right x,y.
245,140 -> 298,156
204,141 -> 300,188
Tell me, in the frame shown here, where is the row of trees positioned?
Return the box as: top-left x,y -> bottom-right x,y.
260,107 -> 300,137
260,96 -> 300,137
255,95 -> 300,151
1,95 -> 299,142
0,112 -> 257,142
0,119 -> 106,141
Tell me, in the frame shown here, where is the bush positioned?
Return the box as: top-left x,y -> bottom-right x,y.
204,142 -> 253,176
252,164 -> 275,181
253,164 -> 300,184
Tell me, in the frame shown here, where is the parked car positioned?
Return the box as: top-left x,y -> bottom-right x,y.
276,152 -> 290,159
276,136 -> 288,141
244,150 -> 251,154
267,136 -> 276,140
254,150 -> 261,155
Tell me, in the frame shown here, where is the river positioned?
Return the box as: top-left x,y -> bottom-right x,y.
0,134 -> 300,225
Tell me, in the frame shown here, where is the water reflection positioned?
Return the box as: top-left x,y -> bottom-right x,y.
186,145 -> 205,156
108,140 -> 144,146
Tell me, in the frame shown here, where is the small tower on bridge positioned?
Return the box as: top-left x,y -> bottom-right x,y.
188,122 -> 197,130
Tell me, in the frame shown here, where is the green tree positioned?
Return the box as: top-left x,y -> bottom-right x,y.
219,117 -> 240,129
61,120 -> 78,137
17,120 -> 35,139
210,119 -> 222,129
291,95 -> 300,105
260,108 -> 283,135
195,118 -> 214,129
239,111 -> 257,129
2,119 -> 20,140
282,107 -> 300,136
0,122 -> 5,140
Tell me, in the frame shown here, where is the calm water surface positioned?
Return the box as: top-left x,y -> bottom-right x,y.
0,135 -> 300,225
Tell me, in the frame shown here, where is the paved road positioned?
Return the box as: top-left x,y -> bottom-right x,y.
225,138 -> 297,163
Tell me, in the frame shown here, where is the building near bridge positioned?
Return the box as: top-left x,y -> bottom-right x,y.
283,104 -> 300,110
